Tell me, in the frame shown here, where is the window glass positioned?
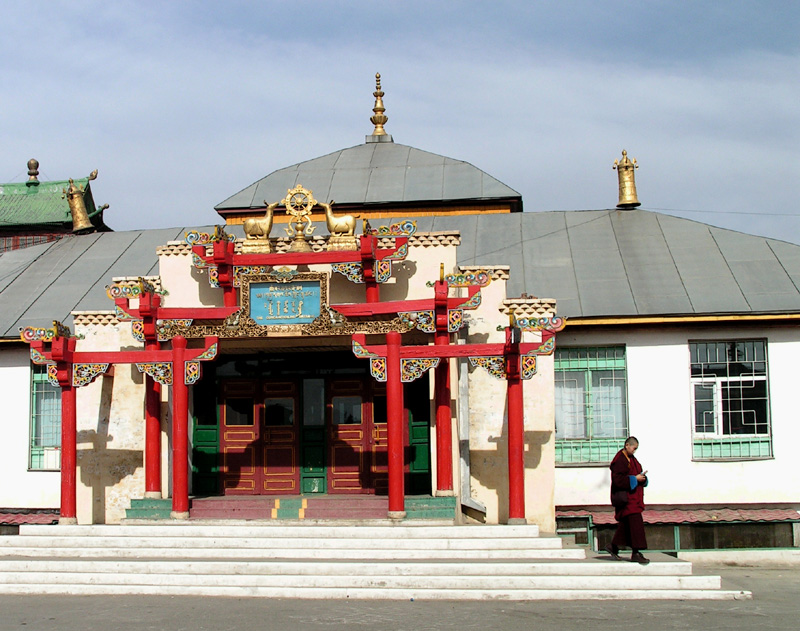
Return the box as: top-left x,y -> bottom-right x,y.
332,396 -> 362,425
264,398 -> 294,426
224,398 -> 253,426
30,365 -> 61,470
302,379 -> 325,426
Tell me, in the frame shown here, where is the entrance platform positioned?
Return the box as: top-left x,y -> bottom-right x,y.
0,523 -> 750,599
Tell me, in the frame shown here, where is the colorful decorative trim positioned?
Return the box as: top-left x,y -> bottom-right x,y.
47,364 -> 59,387
515,316 -> 566,332
208,267 -> 220,288
401,358 -> 440,383
383,242 -> 409,261
469,356 -> 506,380
136,362 -> 173,386
332,262 -> 364,284
533,336 -> 556,355
21,326 -> 57,343
184,361 -> 201,385
367,220 -> 416,237
105,278 -> 162,300
30,348 -> 55,365
156,319 -> 192,341
195,342 -> 218,361
72,363 -> 109,387
114,305 -> 138,322
191,252 -> 208,269
370,357 -> 387,382
352,339 -> 375,358
233,266 -> 271,287
375,260 -> 392,284
521,355 -> 537,380
271,266 -> 299,283
184,227 -> 235,245
460,291 -> 482,310
448,309 -> 464,333
399,310 -> 435,333
428,270 -> 491,288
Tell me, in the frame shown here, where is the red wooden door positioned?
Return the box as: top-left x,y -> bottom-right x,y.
220,381 -> 259,494
327,379 -> 393,494
219,380 -> 299,495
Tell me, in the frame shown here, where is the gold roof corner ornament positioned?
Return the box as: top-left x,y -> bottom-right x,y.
242,200 -> 279,253
26,159 -> 40,187
370,73 -> 388,136
62,169 -> 98,233
613,150 -> 641,209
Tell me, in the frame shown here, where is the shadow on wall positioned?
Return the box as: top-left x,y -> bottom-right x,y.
470,429 -> 552,523
77,373 -> 143,523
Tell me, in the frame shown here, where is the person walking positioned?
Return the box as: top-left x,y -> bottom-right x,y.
606,436 -> 650,564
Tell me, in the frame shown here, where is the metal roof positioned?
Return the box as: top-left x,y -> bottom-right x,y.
0,179 -> 100,228
214,142 -> 521,210
3,210 -> 800,338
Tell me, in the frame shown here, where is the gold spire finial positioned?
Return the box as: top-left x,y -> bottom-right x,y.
613,150 -> 641,208
26,159 -> 40,186
370,72 -> 388,136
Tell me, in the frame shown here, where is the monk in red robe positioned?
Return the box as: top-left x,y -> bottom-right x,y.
606,436 -> 650,564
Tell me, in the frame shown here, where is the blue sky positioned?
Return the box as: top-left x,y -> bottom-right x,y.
1,1 -> 799,242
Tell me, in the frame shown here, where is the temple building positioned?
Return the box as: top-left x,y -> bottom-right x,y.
0,76 -> 798,554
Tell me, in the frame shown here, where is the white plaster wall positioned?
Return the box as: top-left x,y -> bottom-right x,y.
555,325 -> 800,508
74,322 -> 147,524
0,347 -> 60,507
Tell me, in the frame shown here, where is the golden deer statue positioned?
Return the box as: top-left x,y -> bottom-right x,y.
320,200 -> 358,237
243,201 -> 279,240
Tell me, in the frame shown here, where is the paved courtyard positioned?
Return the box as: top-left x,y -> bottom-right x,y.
0,565 -> 796,631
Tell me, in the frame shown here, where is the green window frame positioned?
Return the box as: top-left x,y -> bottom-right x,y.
690,340 -> 772,460
30,364 -> 61,470
554,346 -> 627,464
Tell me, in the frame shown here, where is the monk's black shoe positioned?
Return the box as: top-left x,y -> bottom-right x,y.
630,552 -> 650,564
604,544 -> 622,561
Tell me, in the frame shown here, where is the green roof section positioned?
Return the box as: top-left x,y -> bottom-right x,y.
0,178 -> 100,229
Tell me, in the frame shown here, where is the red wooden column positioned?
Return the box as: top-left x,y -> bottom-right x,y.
170,336 -> 190,519
433,279 -> 453,494
360,234 -> 380,303
505,325 -> 526,523
141,290 -> 163,498
385,331 -> 406,519
212,239 -> 237,307
59,373 -> 78,525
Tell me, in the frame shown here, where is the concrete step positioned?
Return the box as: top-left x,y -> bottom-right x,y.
18,523 -> 542,538
0,584 -> 750,600
0,524 -> 748,600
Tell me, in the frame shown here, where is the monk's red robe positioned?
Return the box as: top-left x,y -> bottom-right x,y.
609,448 -> 648,550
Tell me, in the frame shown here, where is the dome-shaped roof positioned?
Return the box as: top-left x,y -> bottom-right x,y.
215,141 -> 521,211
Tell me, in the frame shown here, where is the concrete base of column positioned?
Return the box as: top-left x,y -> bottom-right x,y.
435,489 -> 456,497
387,511 -> 407,520
507,517 -> 528,525
170,511 -> 190,520
144,491 -> 163,499
58,517 -> 78,525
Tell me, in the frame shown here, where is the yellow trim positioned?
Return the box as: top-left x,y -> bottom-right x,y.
566,313 -> 800,326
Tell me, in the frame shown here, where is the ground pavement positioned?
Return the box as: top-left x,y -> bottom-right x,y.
0,565 -> 795,631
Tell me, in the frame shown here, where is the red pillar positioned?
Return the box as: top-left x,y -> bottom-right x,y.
386,331 -> 406,518
170,336 -> 190,518
144,376 -> 162,498
434,280 -> 453,493
505,326 -> 526,523
59,375 -> 78,525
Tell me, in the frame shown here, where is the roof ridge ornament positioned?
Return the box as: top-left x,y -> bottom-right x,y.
26,159 -> 40,187
613,150 -> 641,209
367,73 -> 393,143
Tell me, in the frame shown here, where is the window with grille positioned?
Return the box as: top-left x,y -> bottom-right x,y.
690,340 -> 772,460
30,365 -> 61,470
554,347 -> 627,464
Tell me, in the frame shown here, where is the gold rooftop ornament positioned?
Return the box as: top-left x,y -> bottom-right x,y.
242,201 -> 280,253
62,169 -> 98,233
613,150 -> 641,208
282,184 -> 317,252
367,73 -> 392,143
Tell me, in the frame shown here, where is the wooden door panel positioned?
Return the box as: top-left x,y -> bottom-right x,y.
219,385 -> 259,495
260,384 -> 299,494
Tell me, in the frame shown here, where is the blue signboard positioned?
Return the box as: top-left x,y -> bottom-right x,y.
249,281 -> 321,325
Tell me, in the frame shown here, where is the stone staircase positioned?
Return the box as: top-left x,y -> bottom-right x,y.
0,523 -> 750,600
